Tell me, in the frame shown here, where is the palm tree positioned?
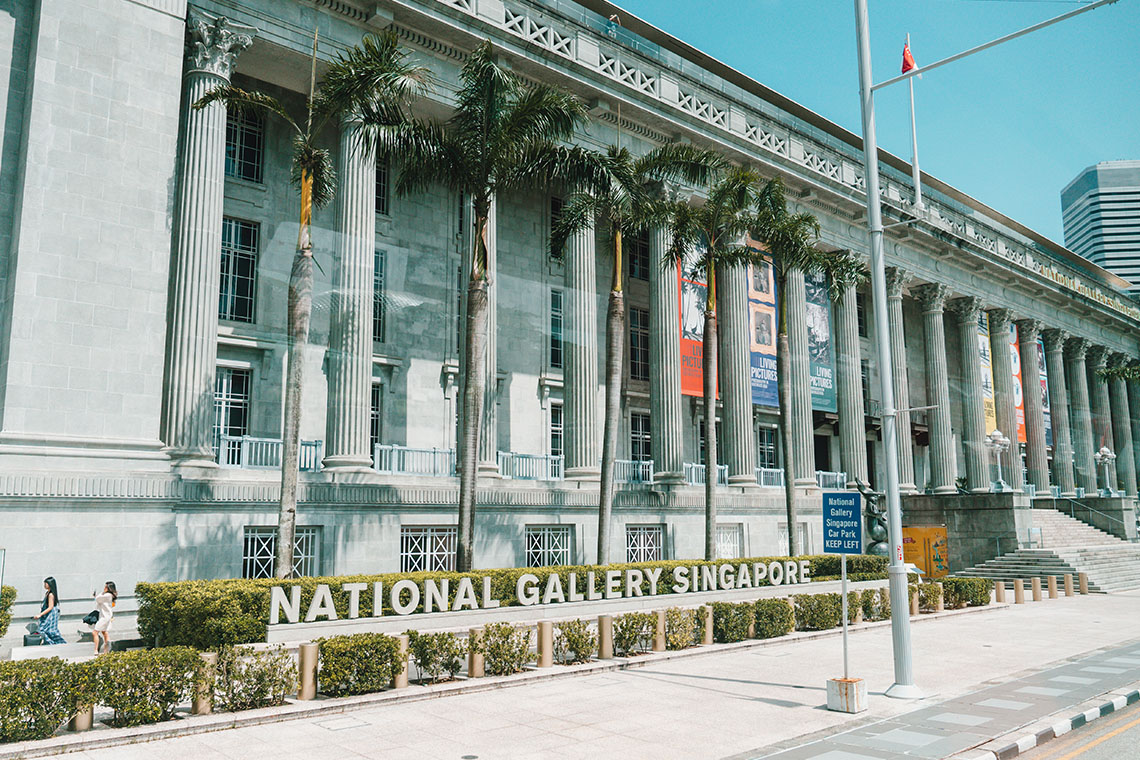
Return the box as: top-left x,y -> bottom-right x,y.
376,41 -> 604,571
551,144 -> 722,564
750,177 -> 862,556
196,32 -> 431,578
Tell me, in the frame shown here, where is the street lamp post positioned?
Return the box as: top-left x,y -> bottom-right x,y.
985,430 -> 1011,492
1094,446 -> 1117,496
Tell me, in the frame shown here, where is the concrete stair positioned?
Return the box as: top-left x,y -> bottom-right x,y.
957,509 -> 1140,593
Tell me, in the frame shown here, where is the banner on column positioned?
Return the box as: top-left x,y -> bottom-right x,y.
1009,324 -> 1026,444
1036,338 -> 1053,447
978,313 -> 997,434
805,271 -> 837,413
679,268 -> 706,398
748,258 -> 778,408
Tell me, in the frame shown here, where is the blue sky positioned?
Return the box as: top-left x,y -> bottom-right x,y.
611,0 -> 1139,244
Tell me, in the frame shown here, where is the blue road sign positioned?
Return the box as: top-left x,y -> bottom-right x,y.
823,492 -> 862,554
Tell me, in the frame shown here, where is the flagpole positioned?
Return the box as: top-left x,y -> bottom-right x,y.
907,34 -> 922,211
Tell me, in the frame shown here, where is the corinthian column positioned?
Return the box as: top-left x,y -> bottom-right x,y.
649,226 -> 684,484
162,11 -> 254,464
785,267 -> 815,487
563,221 -> 599,480
1042,329 -> 1076,496
915,283 -> 956,493
885,267 -> 916,493
1129,371 -> 1140,490
1108,354 -> 1138,497
949,298 -> 988,492
718,263 -> 756,485
834,282 -> 868,487
987,309 -> 1022,490
323,121 -> 376,471
1066,337 -> 1096,493
477,199 -> 499,476
1016,319 -> 1049,495
1087,346 -> 1115,490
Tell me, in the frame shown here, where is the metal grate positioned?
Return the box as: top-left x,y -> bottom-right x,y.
242,526 -> 319,579
525,525 -> 572,567
213,368 -> 250,464
219,218 -> 258,323
225,109 -> 263,183
625,525 -> 664,563
400,526 -> 457,572
716,523 -> 744,559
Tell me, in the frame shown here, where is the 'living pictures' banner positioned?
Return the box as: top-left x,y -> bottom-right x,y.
679,269 -> 706,398
804,271 -> 837,413
748,258 -> 778,407
1037,338 -> 1053,447
1009,324 -> 1027,444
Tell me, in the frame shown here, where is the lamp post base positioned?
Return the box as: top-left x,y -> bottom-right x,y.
886,682 -> 924,700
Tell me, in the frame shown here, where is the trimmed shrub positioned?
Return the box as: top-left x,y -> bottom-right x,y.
318,633 -> 402,697
916,583 -> 942,613
664,608 -> 699,650
92,647 -> 201,727
554,619 -> 596,664
0,586 -> 16,640
753,598 -> 794,639
808,555 -> 889,578
613,612 -> 655,655
480,623 -> 531,675
0,658 -> 78,743
213,645 -> 296,712
793,593 -> 842,631
407,631 -> 466,684
711,602 -> 753,643
860,587 -> 891,621
942,578 -> 991,608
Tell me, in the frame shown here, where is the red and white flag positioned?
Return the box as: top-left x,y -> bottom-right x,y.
901,40 -> 917,73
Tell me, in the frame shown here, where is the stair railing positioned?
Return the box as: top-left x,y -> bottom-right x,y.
1059,498 -> 1137,543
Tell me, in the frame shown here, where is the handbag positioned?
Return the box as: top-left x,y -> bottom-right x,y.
82,610 -> 99,626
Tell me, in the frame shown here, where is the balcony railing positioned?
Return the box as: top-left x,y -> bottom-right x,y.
374,444 -> 456,477
683,462 -> 729,486
216,435 -> 322,471
498,451 -> 564,481
815,470 -> 848,490
615,459 -> 654,483
755,467 -> 785,487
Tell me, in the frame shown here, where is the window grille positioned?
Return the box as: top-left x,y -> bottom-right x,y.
375,157 -> 390,216
778,522 -> 810,555
629,307 -> 649,381
370,383 -> 383,453
550,289 -> 564,369
525,525 -> 572,567
627,230 -> 649,280
400,526 -> 457,572
757,427 -> 778,469
625,525 -> 664,563
549,403 -> 564,458
242,526 -> 319,579
856,292 -> 868,337
225,109 -> 263,183
631,412 -> 652,461
374,249 -> 386,342
716,523 -> 744,559
213,367 -> 250,464
219,217 -> 258,323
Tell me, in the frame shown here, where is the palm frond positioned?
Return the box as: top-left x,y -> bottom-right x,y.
313,30 -> 434,127
498,144 -> 608,196
549,192 -> 598,261
193,86 -> 301,135
291,137 -> 336,209
494,85 -> 588,155
375,120 -> 469,196
634,143 -> 726,187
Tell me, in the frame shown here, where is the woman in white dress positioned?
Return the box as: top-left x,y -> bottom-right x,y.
92,581 -> 116,654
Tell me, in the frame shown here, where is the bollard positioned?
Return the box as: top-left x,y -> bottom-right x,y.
995,580 -> 1006,603
702,605 -> 714,645
653,610 -> 666,652
393,634 -> 409,688
597,615 -> 613,659
1047,575 -> 1058,599
909,590 -> 919,616
1064,574 -> 1074,596
69,703 -> 94,732
1078,572 -> 1089,595
935,582 -> 945,613
1031,577 -> 1042,602
468,628 -> 484,678
297,643 -> 317,700
537,621 -> 553,667
193,651 -> 218,713
1013,579 -> 1025,604
854,606 -> 864,624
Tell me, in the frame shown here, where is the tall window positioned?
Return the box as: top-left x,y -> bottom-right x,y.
370,383 -> 383,454
375,157 -> 390,215
214,367 -> 250,465
629,307 -> 649,381
549,403 -> 564,458
716,523 -> 744,559
225,109 -> 263,183
627,229 -> 649,280
549,196 -> 563,254
550,289 -> 564,369
374,249 -> 386,342
856,292 -> 868,337
757,427 -> 778,469
699,418 -> 724,465
626,525 -> 664,563
400,526 -> 456,572
631,412 -> 652,461
242,526 -> 319,579
219,217 -> 258,323
525,525 -> 572,567
860,359 -> 871,410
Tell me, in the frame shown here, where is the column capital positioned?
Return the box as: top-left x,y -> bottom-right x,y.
1067,335 -> 1091,360
914,282 -> 950,313
885,266 -> 908,298
186,10 -> 256,80
1108,351 -> 1130,369
1041,328 -> 1069,353
1087,344 -> 1110,370
1014,318 -> 1043,344
947,295 -> 983,323
986,308 -> 1014,332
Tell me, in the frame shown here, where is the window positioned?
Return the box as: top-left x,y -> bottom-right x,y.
375,157 -> 390,216
856,292 -> 868,337
400,526 -> 457,572
629,307 -> 649,381
549,403 -> 564,458
242,526 -> 320,579
627,229 -> 649,280
757,427 -> 778,469
219,217 -> 258,323
525,525 -> 572,567
214,367 -> 250,465
549,195 -> 563,250
550,289 -> 564,369
861,359 -> 871,409
778,522 -> 810,555
374,249 -> 386,342
225,109 -> 263,183
698,418 -> 724,465
631,412 -> 652,461
716,523 -> 744,559
626,525 -> 664,563
370,383 -> 383,454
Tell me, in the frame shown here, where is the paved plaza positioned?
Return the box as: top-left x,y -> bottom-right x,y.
29,591 -> 1140,760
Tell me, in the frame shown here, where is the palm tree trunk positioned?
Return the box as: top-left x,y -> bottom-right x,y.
457,212 -> 490,572
597,230 -> 624,565
775,273 -> 797,556
276,171 -> 315,579
703,265 -> 718,561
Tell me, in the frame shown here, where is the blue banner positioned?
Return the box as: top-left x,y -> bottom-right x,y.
804,271 -> 837,413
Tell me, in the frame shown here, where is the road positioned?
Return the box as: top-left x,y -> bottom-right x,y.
1020,698 -> 1140,760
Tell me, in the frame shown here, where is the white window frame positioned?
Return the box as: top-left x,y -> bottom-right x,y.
550,288 -> 564,369
225,108 -> 264,183
549,402 -> 564,458
219,217 -> 259,323
631,411 -> 652,462
400,525 -> 457,572
242,525 -> 320,579
716,523 -> 744,559
214,366 -> 251,465
625,524 -> 665,563
525,525 -> 573,567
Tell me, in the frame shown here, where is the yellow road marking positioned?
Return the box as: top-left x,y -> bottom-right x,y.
1048,710 -> 1140,760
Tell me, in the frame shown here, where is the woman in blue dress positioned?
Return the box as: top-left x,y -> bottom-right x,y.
32,576 -> 66,645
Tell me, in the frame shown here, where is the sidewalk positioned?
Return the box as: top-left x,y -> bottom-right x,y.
20,590 -> 1140,760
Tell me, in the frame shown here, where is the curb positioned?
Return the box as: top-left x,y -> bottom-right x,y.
949,682 -> 1140,760
0,603 -> 1005,759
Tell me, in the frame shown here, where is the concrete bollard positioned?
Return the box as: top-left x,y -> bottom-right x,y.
702,605 -> 714,645
995,580 -> 1005,603
1047,575 -> 1058,599
1031,577 -> 1042,602
193,651 -> 218,713
935,583 -> 945,613
1079,573 -> 1089,595
653,610 -> 666,652
69,703 -> 94,732
468,628 -> 484,678
393,634 -> 409,688
909,590 -> 919,616
1064,574 -> 1075,596
597,615 -> 613,659
854,606 -> 864,624
297,643 -> 317,700
1013,579 -> 1025,604
537,621 -> 553,667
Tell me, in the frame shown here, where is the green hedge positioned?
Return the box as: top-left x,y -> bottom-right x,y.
137,554 -> 886,649
0,586 -> 15,640
793,593 -> 842,631
92,647 -> 201,727
753,598 -> 794,639
0,659 -> 79,743
711,601 -> 753,643
942,578 -> 992,609
317,633 -> 403,696
213,645 -> 296,712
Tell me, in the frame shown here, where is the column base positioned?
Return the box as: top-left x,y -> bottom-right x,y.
169,451 -> 219,472
652,471 -> 686,486
899,482 -> 919,495
478,461 -> 502,478
793,477 -> 818,489
565,467 -> 600,482
1059,490 -> 1077,498
321,454 -> 374,472
932,485 -> 957,495
727,474 -> 760,488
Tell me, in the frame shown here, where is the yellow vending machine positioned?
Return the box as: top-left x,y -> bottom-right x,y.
901,525 -> 950,578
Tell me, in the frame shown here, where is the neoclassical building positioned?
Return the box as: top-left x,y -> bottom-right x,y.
1,0 -> 1138,615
